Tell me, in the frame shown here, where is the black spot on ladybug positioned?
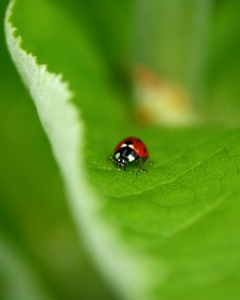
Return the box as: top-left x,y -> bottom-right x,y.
143,148 -> 146,153
137,139 -> 142,142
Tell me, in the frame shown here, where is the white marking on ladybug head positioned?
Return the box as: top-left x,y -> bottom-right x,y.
118,157 -> 128,166
115,152 -> 120,159
121,143 -> 127,147
128,144 -> 134,149
128,154 -> 135,162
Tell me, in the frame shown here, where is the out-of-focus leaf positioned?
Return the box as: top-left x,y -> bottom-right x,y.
0,0 -> 117,299
0,234 -> 54,300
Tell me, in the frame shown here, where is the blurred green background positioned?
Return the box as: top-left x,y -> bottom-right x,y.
0,0 -> 118,299
1,0 -> 240,299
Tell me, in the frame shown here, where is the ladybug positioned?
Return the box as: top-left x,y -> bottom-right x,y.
110,137 -> 149,172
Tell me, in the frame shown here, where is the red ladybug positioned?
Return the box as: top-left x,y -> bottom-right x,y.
110,137 -> 149,172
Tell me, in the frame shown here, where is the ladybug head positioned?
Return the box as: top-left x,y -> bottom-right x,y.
118,157 -> 128,169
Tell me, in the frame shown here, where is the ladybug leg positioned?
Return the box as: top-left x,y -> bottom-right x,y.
118,163 -> 126,171
109,156 -> 117,163
143,156 -> 152,165
137,158 -> 147,172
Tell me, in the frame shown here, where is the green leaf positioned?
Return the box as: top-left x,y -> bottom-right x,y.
0,0 -> 116,299
4,0 -> 240,299
0,234 -> 54,300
